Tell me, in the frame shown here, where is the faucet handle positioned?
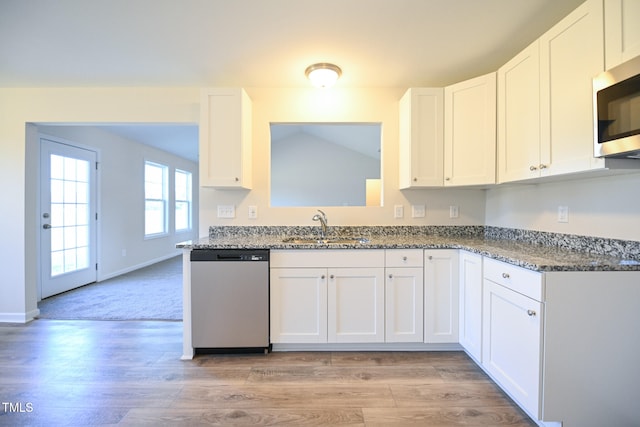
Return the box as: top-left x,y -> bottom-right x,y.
317,209 -> 327,223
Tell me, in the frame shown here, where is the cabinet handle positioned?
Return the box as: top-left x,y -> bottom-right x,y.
527,310 -> 537,317
501,272 -> 510,279
529,165 -> 538,171
539,164 -> 547,170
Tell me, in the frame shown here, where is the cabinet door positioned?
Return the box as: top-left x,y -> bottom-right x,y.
539,0 -> 604,176
385,267 -> 424,342
497,41 -> 541,183
399,88 -> 444,188
458,251 -> 482,362
328,268 -> 385,343
199,88 -> 252,188
444,72 -> 496,186
424,250 -> 459,343
270,268 -> 327,343
482,280 -> 543,418
605,0 -> 640,69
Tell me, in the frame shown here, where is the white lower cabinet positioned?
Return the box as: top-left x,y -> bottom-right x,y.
424,249 -> 459,343
482,258 -> 543,420
270,250 -> 385,344
385,249 -> 424,342
328,267 -> 385,343
270,268 -> 327,343
458,250 -> 482,362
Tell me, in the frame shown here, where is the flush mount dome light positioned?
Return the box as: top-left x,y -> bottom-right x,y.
305,63 -> 342,88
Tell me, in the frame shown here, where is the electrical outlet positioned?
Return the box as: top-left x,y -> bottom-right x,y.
248,205 -> 258,219
217,205 -> 235,218
449,205 -> 459,219
394,204 -> 404,219
558,206 -> 569,223
411,204 -> 426,218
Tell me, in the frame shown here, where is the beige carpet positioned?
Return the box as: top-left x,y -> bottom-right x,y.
37,256 -> 182,321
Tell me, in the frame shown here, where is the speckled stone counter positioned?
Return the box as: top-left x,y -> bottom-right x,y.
177,226 -> 640,272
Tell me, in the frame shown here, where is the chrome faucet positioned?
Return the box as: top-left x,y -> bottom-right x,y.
312,209 -> 328,238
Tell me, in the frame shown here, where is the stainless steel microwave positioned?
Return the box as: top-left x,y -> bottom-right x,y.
593,55 -> 640,158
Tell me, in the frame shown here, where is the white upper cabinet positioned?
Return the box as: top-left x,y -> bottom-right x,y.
444,72 -> 496,186
539,0 -> 605,176
497,41 -> 541,183
498,0 -> 605,183
605,0 -> 640,69
399,88 -> 444,188
199,88 -> 252,189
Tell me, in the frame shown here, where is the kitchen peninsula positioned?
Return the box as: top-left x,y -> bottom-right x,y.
179,225 -> 640,427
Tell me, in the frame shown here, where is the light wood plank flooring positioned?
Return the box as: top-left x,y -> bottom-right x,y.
0,320 -> 536,426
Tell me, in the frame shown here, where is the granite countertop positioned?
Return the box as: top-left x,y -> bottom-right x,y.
178,229 -> 640,272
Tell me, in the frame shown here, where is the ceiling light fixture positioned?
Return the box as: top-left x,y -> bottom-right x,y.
305,63 -> 342,88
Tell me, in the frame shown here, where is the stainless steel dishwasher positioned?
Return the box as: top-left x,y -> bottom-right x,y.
190,249 -> 270,353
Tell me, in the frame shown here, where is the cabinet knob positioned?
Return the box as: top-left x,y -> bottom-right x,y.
428,255 -> 433,260
330,274 -> 335,279
501,272 -> 510,279
413,177 -> 417,182
539,164 -> 547,170
234,177 -> 239,182
321,275 -> 325,279
527,310 -> 537,317
388,274 -> 393,279
529,165 -> 538,171
445,177 -> 451,181
402,256 -> 407,262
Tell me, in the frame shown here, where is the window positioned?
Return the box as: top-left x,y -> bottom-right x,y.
175,169 -> 192,232
144,161 -> 168,236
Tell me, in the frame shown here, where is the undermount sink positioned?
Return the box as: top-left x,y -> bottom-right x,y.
282,237 -> 369,245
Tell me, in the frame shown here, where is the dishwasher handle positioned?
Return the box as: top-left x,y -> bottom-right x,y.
191,249 -> 269,262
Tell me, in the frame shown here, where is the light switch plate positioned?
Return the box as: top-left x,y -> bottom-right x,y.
412,204 -> 426,218
394,204 -> 404,219
449,205 -> 459,219
217,205 -> 235,218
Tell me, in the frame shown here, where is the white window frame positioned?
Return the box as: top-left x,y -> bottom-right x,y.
144,161 -> 168,238
175,168 -> 192,232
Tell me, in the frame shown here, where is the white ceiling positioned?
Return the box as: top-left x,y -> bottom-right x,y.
0,0 -> 585,159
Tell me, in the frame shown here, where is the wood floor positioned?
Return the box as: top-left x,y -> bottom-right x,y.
0,320 -> 536,426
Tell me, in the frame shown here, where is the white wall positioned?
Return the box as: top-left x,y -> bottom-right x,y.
198,87 -> 487,236
36,125 -> 199,283
485,172 -> 640,241
0,87 -> 199,322
3,85 -> 638,323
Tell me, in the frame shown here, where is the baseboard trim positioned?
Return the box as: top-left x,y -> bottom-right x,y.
98,253 -> 180,282
271,342 -> 462,352
0,308 -> 40,324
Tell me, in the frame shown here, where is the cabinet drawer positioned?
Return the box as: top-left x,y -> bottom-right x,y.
385,249 -> 424,267
271,250 -> 385,268
483,257 -> 543,301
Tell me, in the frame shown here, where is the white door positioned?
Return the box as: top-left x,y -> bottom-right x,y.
40,137 -> 98,298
